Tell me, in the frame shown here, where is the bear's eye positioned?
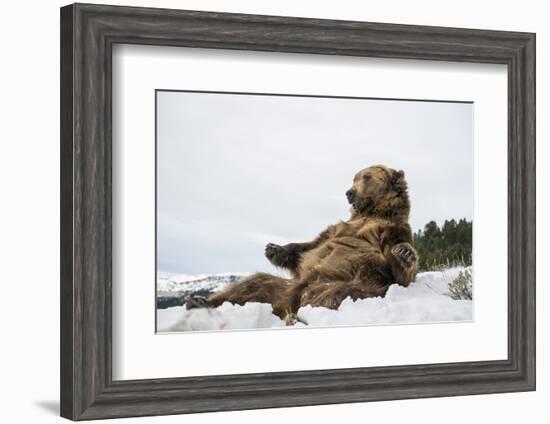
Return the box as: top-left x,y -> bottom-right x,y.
363,175 -> 371,182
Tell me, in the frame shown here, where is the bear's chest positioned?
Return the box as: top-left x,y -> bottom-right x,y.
297,219 -> 389,278
331,219 -> 387,245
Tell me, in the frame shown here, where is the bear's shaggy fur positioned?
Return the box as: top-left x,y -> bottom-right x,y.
187,165 -> 418,322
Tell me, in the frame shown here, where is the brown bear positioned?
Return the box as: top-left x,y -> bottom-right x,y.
187,165 -> 418,323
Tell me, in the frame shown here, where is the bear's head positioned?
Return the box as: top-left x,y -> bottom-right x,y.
346,165 -> 410,221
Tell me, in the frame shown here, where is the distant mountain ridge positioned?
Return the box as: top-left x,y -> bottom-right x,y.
157,272 -> 250,309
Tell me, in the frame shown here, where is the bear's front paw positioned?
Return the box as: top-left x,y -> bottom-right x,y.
391,243 -> 417,266
265,243 -> 287,266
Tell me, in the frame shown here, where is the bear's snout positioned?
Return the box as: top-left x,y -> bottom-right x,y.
346,189 -> 356,204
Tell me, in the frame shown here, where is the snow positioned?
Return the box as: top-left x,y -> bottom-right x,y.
157,267 -> 473,333
159,302 -> 287,332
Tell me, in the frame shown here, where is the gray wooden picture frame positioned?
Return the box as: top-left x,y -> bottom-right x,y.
60,3 -> 536,421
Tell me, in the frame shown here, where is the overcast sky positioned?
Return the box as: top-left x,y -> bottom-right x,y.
157,91 -> 472,275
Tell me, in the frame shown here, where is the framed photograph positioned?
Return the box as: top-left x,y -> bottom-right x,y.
60,3 -> 535,420
155,90 -> 475,333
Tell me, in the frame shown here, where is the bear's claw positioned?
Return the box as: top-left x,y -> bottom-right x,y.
391,243 -> 417,265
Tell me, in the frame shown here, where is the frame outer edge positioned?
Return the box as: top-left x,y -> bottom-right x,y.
60,3 -> 537,420
60,3 -> 76,420
523,33 -> 536,389
509,33 -> 536,389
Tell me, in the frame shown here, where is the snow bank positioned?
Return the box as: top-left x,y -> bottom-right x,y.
157,267 -> 473,333
159,302 -> 287,332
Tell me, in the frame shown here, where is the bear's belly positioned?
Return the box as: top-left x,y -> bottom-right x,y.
298,236 -> 386,283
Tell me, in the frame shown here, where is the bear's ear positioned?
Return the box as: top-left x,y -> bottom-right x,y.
390,169 -> 406,192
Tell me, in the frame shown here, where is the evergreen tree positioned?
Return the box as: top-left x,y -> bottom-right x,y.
413,219 -> 472,271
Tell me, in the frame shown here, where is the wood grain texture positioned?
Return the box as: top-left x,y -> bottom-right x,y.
60,3 -> 536,420
60,4 -> 74,419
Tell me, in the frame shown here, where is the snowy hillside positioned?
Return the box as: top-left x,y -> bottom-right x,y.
157,267 -> 473,332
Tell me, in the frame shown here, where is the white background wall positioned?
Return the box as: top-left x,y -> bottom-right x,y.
0,0 -> 545,422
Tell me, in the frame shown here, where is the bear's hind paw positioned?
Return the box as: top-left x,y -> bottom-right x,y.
185,295 -> 209,310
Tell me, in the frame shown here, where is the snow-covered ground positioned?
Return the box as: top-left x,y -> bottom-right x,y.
157,267 -> 473,333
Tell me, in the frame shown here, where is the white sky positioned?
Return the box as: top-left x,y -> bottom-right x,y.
157,91 -> 473,275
